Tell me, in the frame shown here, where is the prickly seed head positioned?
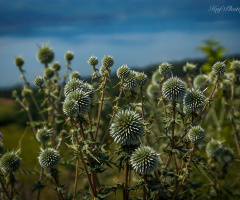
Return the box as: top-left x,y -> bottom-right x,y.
0,152 -> 21,174
36,127 -> 51,143
88,55 -> 98,66
38,148 -> 60,169
212,61 -> 226,76
44,67 -> 54,79
124,70 -> 138,91
130,146 -> 159,175
193,74 -> 210,91
70,71 -> 81,80
52,62 -> 61,71
206,139 -> 223,158
183,62 -> 196,73
64,79 -> 86,97
152,70 -> 162,85
21,88 -> 32,98
162,77 -> 186,102
34,76 -> 44,87
14,56 -> 24,67
62,99 -> 78,116
101,55 -> 114,68
100,65 -> 111,75
84,82 -> 95,101
188,126 -> 205,143
230,60 -> 240,73
64,51 -> 74,62
159,62 -> 172,77
183,89 -> 206,112
136,72 -> 148,86
147,84 -> 159,98
110,109 -> 144,146
220,147 -> 234,164
117,65 -> 130,80
37,45 -> 54,64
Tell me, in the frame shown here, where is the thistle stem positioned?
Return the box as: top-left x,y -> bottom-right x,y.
73,159 -> 79,200
0,173 -> 10,200
124,159 -> 129,200
50,168 -> 64,200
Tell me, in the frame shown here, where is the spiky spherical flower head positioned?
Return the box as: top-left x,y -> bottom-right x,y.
136,72 -> 148,87
70,71 -> 81,80
34,76 -> 44,87
230,60 -> 240,73
130,146 -> 159,176
64,79 -> 86,97
84,82 -> 95,100
101,55 -> 114,68
100,66 -> 111,75
14,56 -> 24,67
188,126 -> 205,143
183,62 -> 196,73
66,90 -> 90,115
183,89 -> 206,112
52,62 -> 61,71
21,88 -> 32,98
159,62 -> 172,77
193,74 -> 210,91
62,99 -> 78,116
110,109 -> 144,146
64,51 -> 74,62
0,152 -> 21,174
37,45 -> 54,64
88,55 -> 98,66
212,61 -> 226,76
162,77 -> 186,102
206,139 -> 223,158
117,65 -> 130,80
44,67 -> 54,79
36,127 -> 51,143
147,84 -> 159,98
152,70 -> 162,85
124,70 -> 138,91
220,147 -> 234,164
0,141 -> 4,154
38,148 -> 60,169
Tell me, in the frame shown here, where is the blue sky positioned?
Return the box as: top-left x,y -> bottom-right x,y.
0,0 -> 240,87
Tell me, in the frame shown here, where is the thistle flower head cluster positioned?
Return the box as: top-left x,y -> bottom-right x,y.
193,74 -> 210,91
220,147 -> 234,164
64,79 -> 86,97
84,82 -> 95,100
188,126 -> 205,143
136,72 -> 148,87
64,51 -> 74,62
52,62 -> 61,71
34,76 -> 44,87
183,89 -> 206,112
100,66 -> 111,75
206,139 -> 223,158
36,127 -> 51,143
62,99 -> 78,117
230,60 -> 240,74
101,55 -> 114,68
117,65 -> 130,80
124,70 -> 138,91
0,152 -> 21,174
147,84 -> 159,98
38,148 -> 60,169
70,71 -> 81,80
110,109 -> 144,146
130,146 -> 159,175
212,61 -> 226,76
183,62 -> 196,73
37,44 -> 54,64
88,55 -> 98,66
152,70 -> 162,85
162,77 -> 186,102
44,67 -> 54,79
159,62 -> 172,77
14,56 -> 24,67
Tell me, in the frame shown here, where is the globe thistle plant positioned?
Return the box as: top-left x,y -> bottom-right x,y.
70,71 -> 81,80
117,65 -> 130,80
152,70 -> 162,85
88,55 -> 98,66
44,67 -> 54,79
0,152 -> 21,174
188,126 -> 205,143
183,62 -> 196,73
183,89 -> 206,113
101,55 -> 114,68
212,61 -> 226,76
110,109 -> 144,146
130,146 -> 159,176
100,65 -> 111,75
52,62 -> 61,71
147,84 -> 159,98
36,127 -> 51,143
34,76 -> 44,87
193,74 -> 210,91
14,56 -> 24,67
136,72 -> 148,87
124,70 -> 138,91
159,62 -> 172,78
62,99 -> 78,117
230,60 -> 240,74
37,45 -> 54,64
38,148 -> 60,169
64,51 -> 74,62
206,139 -> 223,158
64,79 -> 86,97
84,82 -> 95,100
220,147 -> 234,164
162,77 -> 186,102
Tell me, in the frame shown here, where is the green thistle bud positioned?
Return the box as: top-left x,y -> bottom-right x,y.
66,89 -> 91,115
212,61 -> 226,76
100,66 -> 111,75
0,152 -> 21,174
70,71 -> 81,80
14,56 -> 24,67
159,62 -> 172,77
183,62 -> 196,73
124,70 -> 138,91
147,84 -> 159,98
183,106 -> 191,115
183,89 -> 206,112
117,65 -> 130,80
37,45 -> 54,64
44,67 -> 54,79
52,62 -> 61,71
152,71 -> 162,85
21,88 -> 32,98
136,72 -> 148,87
0,141 -> 4,154
88,56 -> 98,66
36,127 -> 51,143
64,79 -> 86,97
193,74 -> 210,91
38,148 -> 60,169
206,139 -> 222,158
230,60 -> 240,73
162,77 -> 186,102
12,90 -> 18,98
34,76 -> 44,87
110,109 -> 144,146
101,55 -> 114,68
220,147 -> 234,164
84,82 -> 95,100
188,126 -> 205,143
130,146 -> 159,175
64,51 -> 74,62
62,99 -> 78,117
